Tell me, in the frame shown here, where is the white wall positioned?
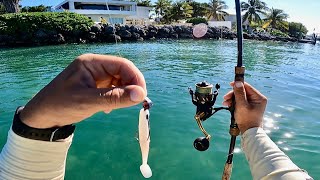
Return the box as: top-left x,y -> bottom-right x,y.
127,6 -> 152,19
86,14 -> 126,24
126,6 -> 152,25
208,21 -> 232,29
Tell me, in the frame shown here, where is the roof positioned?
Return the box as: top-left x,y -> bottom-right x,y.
54,0 -> 136,9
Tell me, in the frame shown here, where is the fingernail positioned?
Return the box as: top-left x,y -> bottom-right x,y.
222,101 -> 227,106
235,81 -> 243,88
104,109 -> 112,114
130,88 -> 143,102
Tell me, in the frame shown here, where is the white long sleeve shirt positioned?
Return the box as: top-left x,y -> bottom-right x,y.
0,128 -> 73,180
241,127 -> 313,180
0,127 -> 313,180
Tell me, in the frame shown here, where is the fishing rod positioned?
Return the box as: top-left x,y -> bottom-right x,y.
222,0 -> 245,179
188,0 -> 244,179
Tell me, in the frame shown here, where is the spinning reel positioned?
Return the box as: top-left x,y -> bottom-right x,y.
189,81 -> 229,151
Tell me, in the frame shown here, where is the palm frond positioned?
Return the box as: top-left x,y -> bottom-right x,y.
262,19 -> 271,28
242,11 -> 249,23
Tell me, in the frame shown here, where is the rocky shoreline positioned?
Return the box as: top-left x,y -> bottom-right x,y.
0,24 -> 316,47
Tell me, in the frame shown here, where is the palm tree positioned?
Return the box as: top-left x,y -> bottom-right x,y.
155,0 -> 172,19
0,2 -> 6,14
0,0 -> 20,13
189,1 -> 207,18
21,5 -> 49,12
169,1 -> 193,21
262,8 -> 289,30
131,0 -> 152,7
206,0 -> 228,21
241,0 -> 268,24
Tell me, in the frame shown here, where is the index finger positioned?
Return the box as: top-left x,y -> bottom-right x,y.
77,54 -> 146,91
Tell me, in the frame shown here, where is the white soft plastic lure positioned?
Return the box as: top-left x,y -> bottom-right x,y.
138,97 -> 153,178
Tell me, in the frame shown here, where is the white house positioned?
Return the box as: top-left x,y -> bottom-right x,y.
126,6 -> 153,25
54,0 -> 151,25
208,9 -> 250,30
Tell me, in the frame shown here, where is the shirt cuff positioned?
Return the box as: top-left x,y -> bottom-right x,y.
0,128 -> 73,180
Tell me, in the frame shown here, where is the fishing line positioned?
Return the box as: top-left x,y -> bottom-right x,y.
102,2 -> 153,178
104,0 -> 121,57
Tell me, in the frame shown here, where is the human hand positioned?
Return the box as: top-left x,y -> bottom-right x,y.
222,81 -> 267,134
20,54 -> 147,128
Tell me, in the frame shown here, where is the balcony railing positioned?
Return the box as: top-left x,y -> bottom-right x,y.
69,9 -> 136,15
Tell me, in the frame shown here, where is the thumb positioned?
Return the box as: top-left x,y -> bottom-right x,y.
89,85 -> 146,111
233,81 -> 247,107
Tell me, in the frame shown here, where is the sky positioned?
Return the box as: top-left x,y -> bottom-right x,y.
20,0 -> 320,34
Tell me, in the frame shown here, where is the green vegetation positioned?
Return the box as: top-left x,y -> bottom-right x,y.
155,0 -> 171,20
206,0 -> 228,21
0,0 -> 312,43
186,17 -> 207,25
241,0 -> 268,24
155,0 -> 228,24
161,1 -> 193,23
21,5 -> 50,12
0,12 -> 93,37
288,22 -> 308,39
263,8 -> 289,31
240,0 -> 309,39
0,3 -> 5,15
269,29 -> 289,38
189,1 -> 207,18
130,0 -> 152,7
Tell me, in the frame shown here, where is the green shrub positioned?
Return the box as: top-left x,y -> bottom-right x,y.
186,17 -> 207,25
0,12 -> 93,37
269,29 -> 289,38
288,22 -> 308,39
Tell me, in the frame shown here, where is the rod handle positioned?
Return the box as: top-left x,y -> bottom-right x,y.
221,163 -> 233,180
234,66 -> 245,83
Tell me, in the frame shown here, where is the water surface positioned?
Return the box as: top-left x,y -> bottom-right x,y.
0,40 -> 319,179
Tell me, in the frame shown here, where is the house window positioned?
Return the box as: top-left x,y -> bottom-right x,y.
108,18 -> 124,24
61,2 -> 69,9
73,3 -> 123,11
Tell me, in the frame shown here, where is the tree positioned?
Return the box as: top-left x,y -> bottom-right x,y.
288,22 -> 308,39
131,0 -> 152,7
0,0 -> 20,13
189,1 -> 207,18
206,0 -> 228,21
161,1 -> 193,23
241,0 -> 268,24
0,2 -> 6,14
21,5 -> 50,12
262,8 -> 289,30
155,0 -> 171,19
167,1 -> 193,22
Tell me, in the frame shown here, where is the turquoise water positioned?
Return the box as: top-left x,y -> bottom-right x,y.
0,40 -> 319,180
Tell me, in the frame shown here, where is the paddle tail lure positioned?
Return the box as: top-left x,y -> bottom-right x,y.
138,97 -> 153,178
189,0 -> 245,180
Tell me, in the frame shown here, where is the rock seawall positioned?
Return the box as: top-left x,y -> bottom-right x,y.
0,24 -> 315,47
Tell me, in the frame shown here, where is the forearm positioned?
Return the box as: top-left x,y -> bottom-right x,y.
241,127 -> 313,180
0,128 -> 73,180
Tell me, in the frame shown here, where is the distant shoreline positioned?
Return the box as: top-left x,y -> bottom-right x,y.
0,24 -> 316,48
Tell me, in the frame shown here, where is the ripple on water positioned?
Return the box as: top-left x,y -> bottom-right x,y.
1,40 -> 320,180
